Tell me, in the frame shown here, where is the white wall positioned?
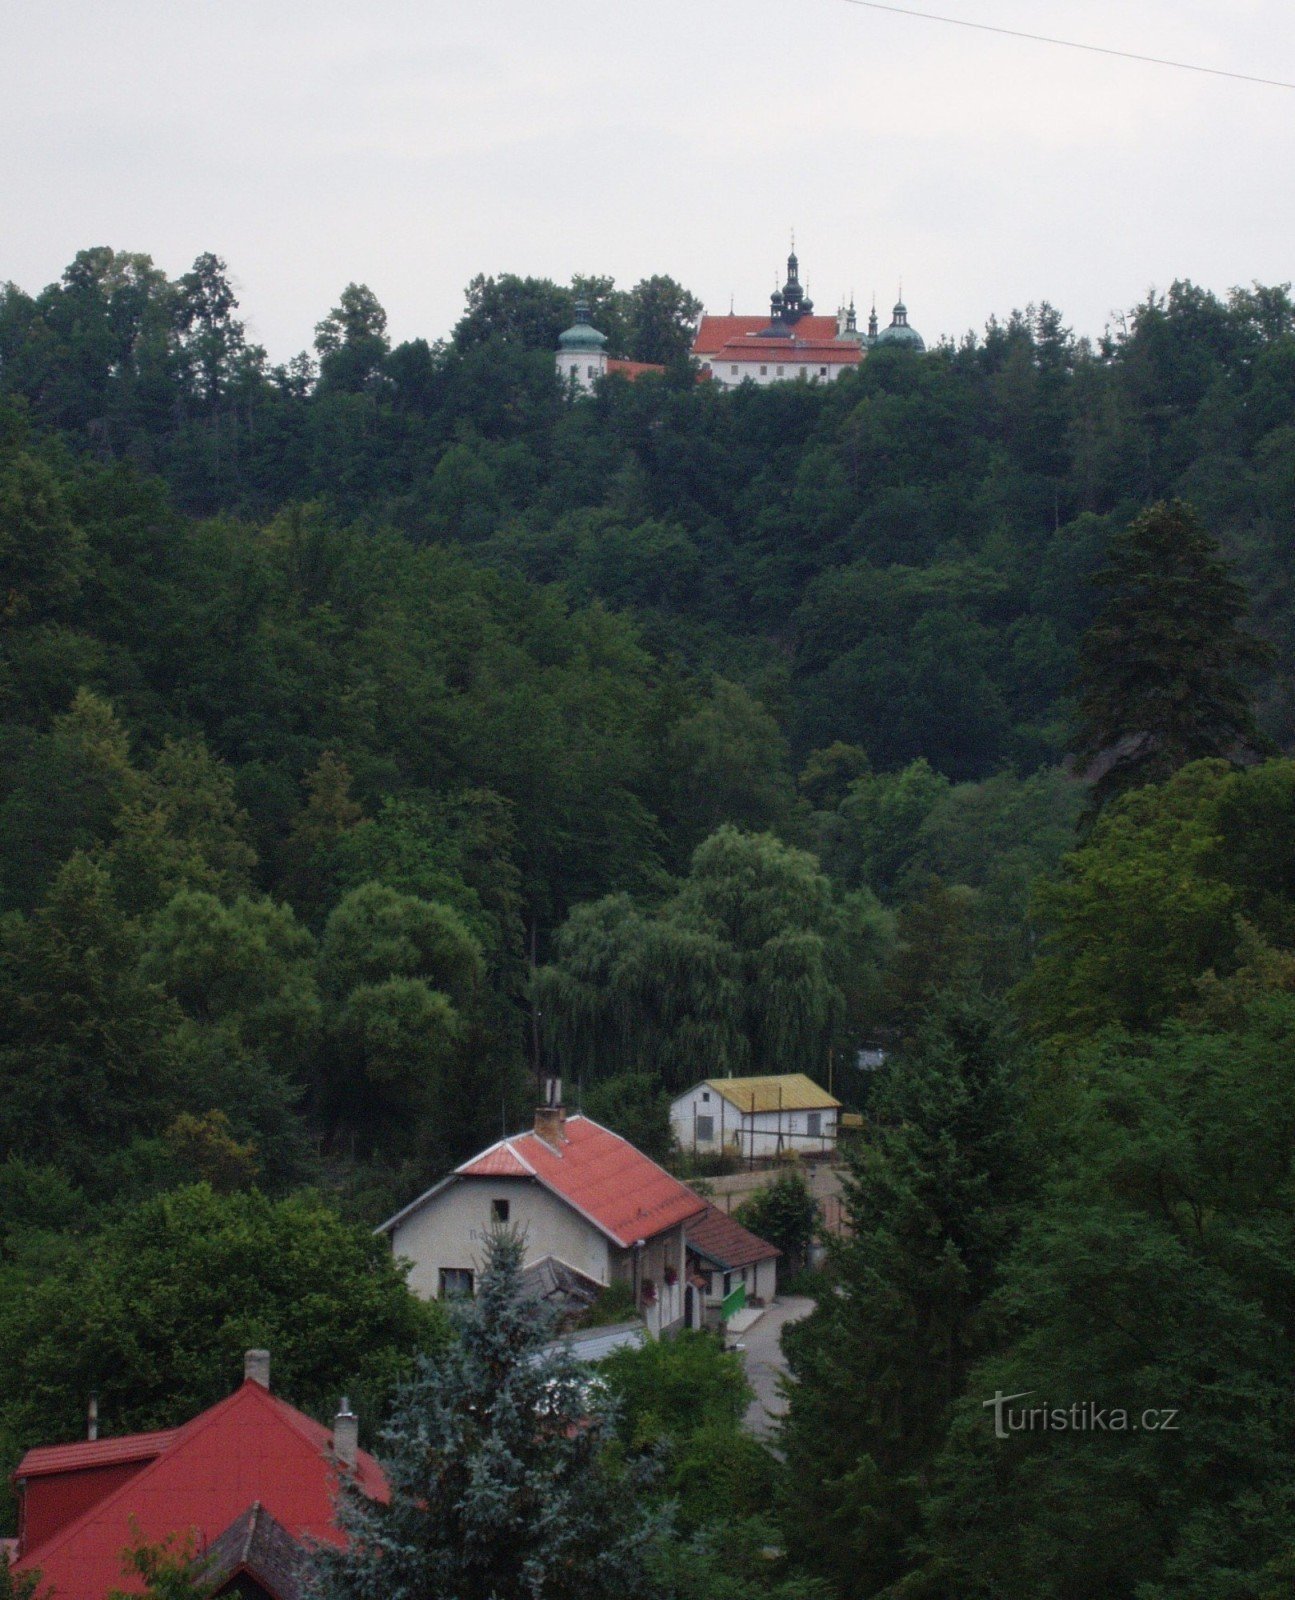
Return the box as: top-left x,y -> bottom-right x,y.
555,348 -> 607,394
390,1176 -> 612,1300
701,1253 -> 777,1308
707,357 -> 853,389
671,1086 -> 838,1157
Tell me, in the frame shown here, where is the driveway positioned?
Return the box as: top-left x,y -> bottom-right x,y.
736,1295 -> 815,1438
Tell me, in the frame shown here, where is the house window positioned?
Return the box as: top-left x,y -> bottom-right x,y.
701,1090 -> 711,1102
723,1272 -> 732,1296
760,365 -> 767,376
439,1268 -> 474,1299
491,1198 -> 510,1223
807,1112 -> 822,1138
696,1115 -> 714,1142
587,365 -> 596,378
776,366 -> 784,376
730,365 -> 738,375
570,364 -> 578,376
800,366 -> 807,377
820,366 -> 828,376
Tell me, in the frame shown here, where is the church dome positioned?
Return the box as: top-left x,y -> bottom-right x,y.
874,299 -> 926,352
557,301 -> 608,353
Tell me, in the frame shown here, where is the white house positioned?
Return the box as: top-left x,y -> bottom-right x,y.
670,1073 -> 842,1160
376,1107 -> 706,1338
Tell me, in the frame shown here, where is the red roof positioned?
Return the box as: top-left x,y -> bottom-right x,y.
12,1380 -> 386,1599
16,1430 -> 179,1479
606,357 -> 665,380
716,338 -> 861,367
450,1115 -> 706,1249
687,1202 -> 781,1270
693,313 -> 842,355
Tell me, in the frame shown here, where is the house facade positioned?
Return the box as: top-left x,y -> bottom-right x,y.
670,1073 -> 842,1160
378,1109 -> 706,1338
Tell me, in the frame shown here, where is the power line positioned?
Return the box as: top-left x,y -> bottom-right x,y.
837,0 -> 1295,90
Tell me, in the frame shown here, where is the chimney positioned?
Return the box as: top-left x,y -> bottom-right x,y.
244,1349 -> 271,1389
333,1397 -> 358,1470
87,1393 -> 99,1443
534,1104 -> 566,1149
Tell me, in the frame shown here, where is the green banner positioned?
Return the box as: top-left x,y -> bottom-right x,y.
720,1283 -> 747,1320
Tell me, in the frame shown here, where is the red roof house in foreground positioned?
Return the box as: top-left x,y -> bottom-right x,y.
379,1106 -> 707,1336
10,1355 -> 384,1600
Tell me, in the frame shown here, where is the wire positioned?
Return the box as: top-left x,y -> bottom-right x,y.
837,0 -> 1295,90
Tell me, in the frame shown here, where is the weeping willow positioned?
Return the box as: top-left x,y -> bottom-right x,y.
533,826 -> 846,1092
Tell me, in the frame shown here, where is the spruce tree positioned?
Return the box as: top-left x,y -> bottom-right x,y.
305,1232 -> 665,1600
777,994 -> 1030,1598
1070,499 -> 1272,811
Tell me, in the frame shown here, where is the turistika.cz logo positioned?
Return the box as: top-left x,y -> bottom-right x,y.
983,1390 -> 1179,1440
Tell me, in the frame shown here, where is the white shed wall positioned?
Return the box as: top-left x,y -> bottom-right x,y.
670,1086 -> 839,1158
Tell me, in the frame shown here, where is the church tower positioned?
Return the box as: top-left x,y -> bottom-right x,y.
555,299 -> 609,394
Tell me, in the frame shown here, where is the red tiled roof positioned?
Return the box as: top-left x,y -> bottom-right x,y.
687,1202 -> 781,1270
717,339 -> 861,366
456,1115 -> 705,1249
464,1142 -> 534,1179
16,1430 -> 179,1479
13,1381 -> 387,1599
693,313 -> 843,355
606,358 -> 666,380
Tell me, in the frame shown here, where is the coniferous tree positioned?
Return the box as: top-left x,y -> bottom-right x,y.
1070,500 -> 1273,811
778,994 -> 1030,1598
305,1232 -> 665,1600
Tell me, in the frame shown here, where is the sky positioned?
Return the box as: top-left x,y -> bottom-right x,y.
2,0 -> 1292,362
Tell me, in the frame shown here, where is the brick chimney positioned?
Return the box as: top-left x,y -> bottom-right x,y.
244,1349 -> 271,1389
333,1397 -> 358,1470
534,1104 -> 566,1149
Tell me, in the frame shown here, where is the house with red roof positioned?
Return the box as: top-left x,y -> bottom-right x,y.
9,1353 -> 384,1600
686,1201 -> 782,1321
377,1104 -> 707,1337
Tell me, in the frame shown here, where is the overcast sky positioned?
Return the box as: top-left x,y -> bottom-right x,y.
2,0 -> 1292,361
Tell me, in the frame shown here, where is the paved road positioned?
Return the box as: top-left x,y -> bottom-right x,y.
736,1296 -> 815,1438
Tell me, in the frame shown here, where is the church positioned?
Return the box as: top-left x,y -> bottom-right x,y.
692,245 -> 925,387
554,245 -> 925,393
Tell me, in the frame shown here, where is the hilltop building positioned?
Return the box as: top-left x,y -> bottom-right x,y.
555,300 -> 665,393
556,248 -> 924,394
692,246 -> 924,387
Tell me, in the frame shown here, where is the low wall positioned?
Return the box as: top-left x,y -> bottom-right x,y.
698,1161 -> 847,1237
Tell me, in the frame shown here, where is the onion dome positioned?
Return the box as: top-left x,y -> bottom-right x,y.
557,299 -> 609,353
874,296 -> 926,352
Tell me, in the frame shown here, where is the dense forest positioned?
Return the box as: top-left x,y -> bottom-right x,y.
3,247 -> 1295,1596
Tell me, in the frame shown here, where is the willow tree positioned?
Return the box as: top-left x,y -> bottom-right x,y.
534,827 -> 845,1092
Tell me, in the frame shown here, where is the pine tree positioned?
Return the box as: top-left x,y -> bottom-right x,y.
1070,499 -> 1272,811
304,1232 -> 666,1600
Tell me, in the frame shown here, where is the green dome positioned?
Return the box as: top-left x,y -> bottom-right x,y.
874,301 -> 926,352
558,300 -> 608,353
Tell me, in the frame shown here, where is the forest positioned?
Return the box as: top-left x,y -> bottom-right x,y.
3,247 -> 1295,1596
